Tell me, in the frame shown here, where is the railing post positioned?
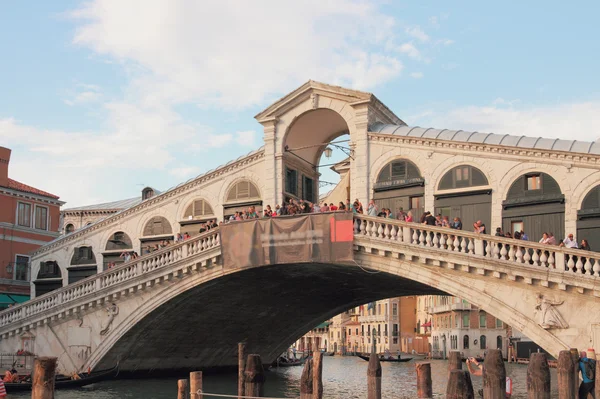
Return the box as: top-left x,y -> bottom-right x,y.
555,250 -> 565,271
182,242 -> 189,258
416,362 -> 433,398
402,226 -> 411,244
527,353 -> 551,399
474,237 -> 484,256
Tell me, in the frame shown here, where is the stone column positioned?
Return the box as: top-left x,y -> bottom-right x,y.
350,103 -> 370,205
261,118 -> 279,207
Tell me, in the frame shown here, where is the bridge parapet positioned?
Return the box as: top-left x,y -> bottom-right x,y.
0,230 -> 221,333
353,215 -> 600,294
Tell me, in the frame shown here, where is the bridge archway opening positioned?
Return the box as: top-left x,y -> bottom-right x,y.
577,184 -> 600,249
69,246 -> 97,284
502,172 -> 564,242
103,232 -> 133,270
373,159 -> 424,221
283,109 -> 350,205
141,216 -> 173,255
180,198 -> 215,236
34,261 -> 62,296
435,165 -> 492,231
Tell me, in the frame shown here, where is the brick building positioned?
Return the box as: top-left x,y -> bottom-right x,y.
0,147 -> 63,307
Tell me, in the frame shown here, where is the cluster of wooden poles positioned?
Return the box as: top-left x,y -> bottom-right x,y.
25,345 -> 600,399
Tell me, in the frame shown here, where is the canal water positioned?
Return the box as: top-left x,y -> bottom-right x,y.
11,357 -> 559,398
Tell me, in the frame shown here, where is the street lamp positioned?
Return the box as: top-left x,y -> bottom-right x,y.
323,147 -> 333,159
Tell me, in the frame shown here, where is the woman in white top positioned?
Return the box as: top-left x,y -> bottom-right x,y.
539,232 -> 551,244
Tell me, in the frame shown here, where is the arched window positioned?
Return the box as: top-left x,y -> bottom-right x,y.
182,199 -> 214,220
581,185 -> 600,211
105,231 -> 133,251
70,246 -> 96,266
226,180 -> 260,202
142,216 -> 173,236
506,172 -> 562,199
376,159 -> 422,187
35,261 -> 63,296
65,224 -> 75,234
463,335 -> 469,349
37,261 -> 61,279
496,335 -> 503,350
480,335 -> 487,350
438,165 -> 489,190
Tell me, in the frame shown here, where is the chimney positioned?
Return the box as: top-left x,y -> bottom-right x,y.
0,147 -> 10,187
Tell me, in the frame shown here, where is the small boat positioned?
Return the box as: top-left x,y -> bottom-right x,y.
357,354 -> 412,363
5,364 -> 119,392
323,351 -> 335,357
271,356 -> 307,368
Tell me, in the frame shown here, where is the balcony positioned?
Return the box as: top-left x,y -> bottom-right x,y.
429,302 -> 472,314
358,314 -> 397,323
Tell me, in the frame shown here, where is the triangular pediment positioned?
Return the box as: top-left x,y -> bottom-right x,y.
255,80 -> 403,125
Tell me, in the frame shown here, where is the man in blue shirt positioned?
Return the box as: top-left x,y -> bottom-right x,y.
579,351 -> 596,398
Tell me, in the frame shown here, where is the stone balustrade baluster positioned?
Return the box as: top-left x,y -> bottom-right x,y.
360,219 -> 367,235
419,230 -> 426,246
576,258 -> 584,274
567,255 -> 575,272
377,223 -> 384,238
412,229 -> 418,244
523,249 -> 531,264
439,234 -> 446,249
453,236 -> 460,252
426,232 -> 432,247
592,258 -> 600,275
432,233 -> 439,248
390,225 -> 397,241
461,237 -> 468,253
547,252 -> 555,269
500,244 -> 508,260
508,246 -> 515,262
354,219 -> 360,233
539,251 -> 548,268
532,250 -> 540,266
485,241 -> 492,257
467,238 -> 474,254
584,258 -> 593,274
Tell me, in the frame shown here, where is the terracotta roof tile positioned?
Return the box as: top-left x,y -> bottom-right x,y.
2,178 -> 60,199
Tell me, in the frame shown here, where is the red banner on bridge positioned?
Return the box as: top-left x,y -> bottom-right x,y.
220,212 -> 354,269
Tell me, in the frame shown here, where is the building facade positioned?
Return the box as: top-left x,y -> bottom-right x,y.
0,147 -> 63,307
427,295 -> 508,359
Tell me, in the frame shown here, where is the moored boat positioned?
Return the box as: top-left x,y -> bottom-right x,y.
4,364 -> 119,392
357,354 -> 412,363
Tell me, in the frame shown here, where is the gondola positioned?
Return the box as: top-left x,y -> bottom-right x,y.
5,364 -> 119,392
323,351 -> 335,356
357,354 -> 413,363
271,357 -> 307,368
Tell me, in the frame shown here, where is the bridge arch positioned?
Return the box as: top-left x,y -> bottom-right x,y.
84,251 -> 567,373
221,178 -> 263,218
138,215 -> 173,255
34,260 -> 63,297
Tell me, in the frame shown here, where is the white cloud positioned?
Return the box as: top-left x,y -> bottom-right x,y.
405,26 -> 429,42
411,101 -> 600,142
410,72 -> 424,79
429,16 -> 439,27
436,38 -> 455,46
69,0 -> 405,108
169,166 -> 201,179
64,83 -> 102,106
398,43 -> 422,60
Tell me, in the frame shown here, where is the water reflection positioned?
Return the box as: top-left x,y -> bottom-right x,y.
9,356 -> 559,398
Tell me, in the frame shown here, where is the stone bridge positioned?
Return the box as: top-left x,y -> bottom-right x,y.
0,215 -> 599,374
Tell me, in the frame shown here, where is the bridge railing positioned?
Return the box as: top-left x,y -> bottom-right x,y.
353,215 -> 600,278
0,229 -> 220,328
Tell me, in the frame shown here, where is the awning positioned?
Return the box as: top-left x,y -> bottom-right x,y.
0,294 -> 30,305
421,321 -> 432,328
314,321 -> 332,329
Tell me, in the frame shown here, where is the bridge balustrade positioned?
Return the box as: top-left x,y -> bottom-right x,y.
353,214 -> 600,277
0,230 -> 220,328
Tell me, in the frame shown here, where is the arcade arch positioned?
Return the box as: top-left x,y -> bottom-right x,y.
180,198 -> 215,237
372,159 -> 424,221
34,261 -> 62,296
65,224 -> 75,234
434,165 -> 492,232
223,180 -> 262,219
103,231 -> 134,270
69,246 -> 98,284
502,172 -> 565,242
140,216 -> 173,255
577,184 -> 600,250
283,109 -> 350,204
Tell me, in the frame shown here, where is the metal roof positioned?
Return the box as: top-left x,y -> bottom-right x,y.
63,197 -> 142,212
370,123 -> 600,155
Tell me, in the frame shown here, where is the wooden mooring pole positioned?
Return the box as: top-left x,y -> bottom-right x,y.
31,356 -> 57,399
177,379 -> 189,399
415,362 -> 433,398
448,350 -> 462,376
367,350 -> 382,399
527,352 -> 551,399
446,369 -> 474,399
570,348 -> 579,399
238,342 -> 246,399
312,351 -> 323,399
189,371 -> 203,399
299,356 -> 313,399
483,349 -> 506,399
244,354 -> 265,398
557,350 -> 575,399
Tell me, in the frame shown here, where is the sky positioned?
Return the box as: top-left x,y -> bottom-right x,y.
1,1 -> 600,207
